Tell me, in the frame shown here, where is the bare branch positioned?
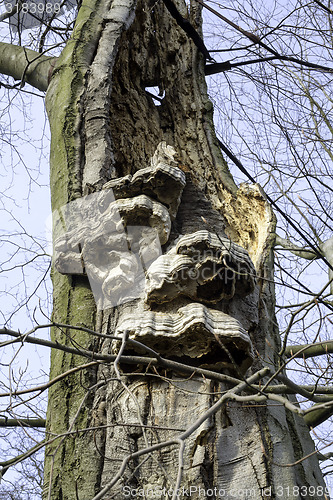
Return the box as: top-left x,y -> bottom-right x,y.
275,234 -> 318,260
0,417 -> 45,427
285,341 -> 333,359
0,42 -> 56,91
304,401 -> 333,428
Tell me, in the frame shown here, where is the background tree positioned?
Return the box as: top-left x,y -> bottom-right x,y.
1,0 -> 333,499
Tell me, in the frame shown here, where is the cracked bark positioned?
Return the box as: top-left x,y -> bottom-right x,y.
43,0 -> 326,498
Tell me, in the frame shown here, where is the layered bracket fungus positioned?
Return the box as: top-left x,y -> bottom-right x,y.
145,230 -> 256,304
114,303 -> 254,373
53,142 -> 257,373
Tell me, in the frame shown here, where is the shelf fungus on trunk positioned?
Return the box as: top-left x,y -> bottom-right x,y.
53,192 -> 172,308
145,230 -> 256,304
53,143 -> 187,309
102,142 -> 186,219
114,303 -> 254,374
54,193 -> 170,270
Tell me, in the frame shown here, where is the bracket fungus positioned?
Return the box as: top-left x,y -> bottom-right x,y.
53,142 -> 256,373
54,194 -> 170,274
114,303 -> 254,374
102,143 -> 186,219
145,230 -> 256,304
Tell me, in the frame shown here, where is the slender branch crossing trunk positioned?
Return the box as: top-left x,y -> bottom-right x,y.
43,0 -> 326,498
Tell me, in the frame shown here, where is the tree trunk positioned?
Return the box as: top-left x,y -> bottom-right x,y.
43,0 -> 326,498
